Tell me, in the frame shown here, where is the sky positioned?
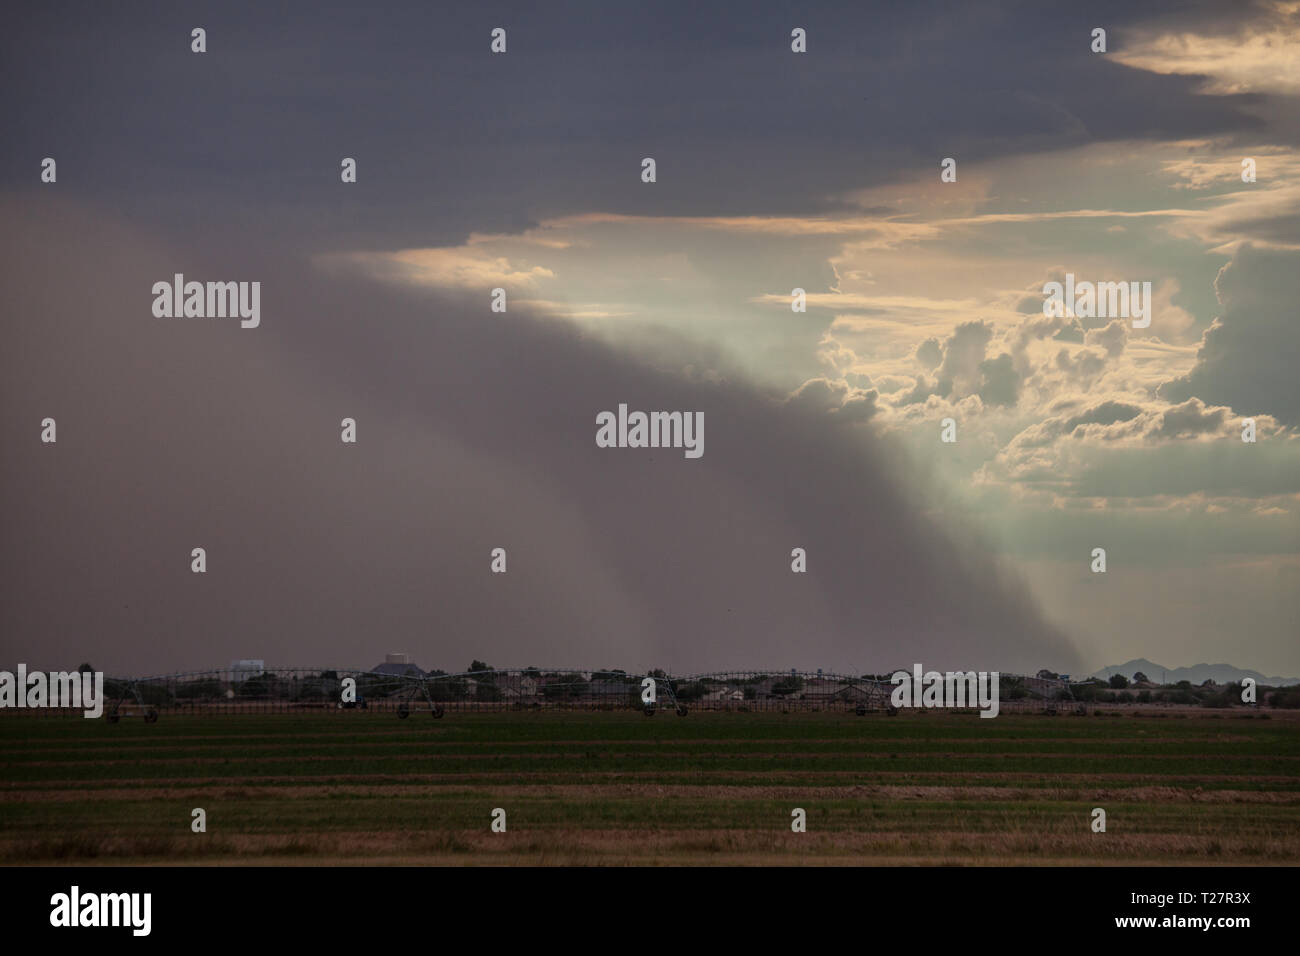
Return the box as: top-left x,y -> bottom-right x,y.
1,1 -> 1297,678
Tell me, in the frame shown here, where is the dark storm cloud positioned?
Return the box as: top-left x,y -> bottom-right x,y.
977,353 -> 1020,407
1160,245 -> 1300,426
1,0 -> 1271,253
0,196 -> 1079,675
1062,400 -> 1143,432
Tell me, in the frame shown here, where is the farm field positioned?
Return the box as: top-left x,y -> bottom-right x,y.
1,710 -> 1297,866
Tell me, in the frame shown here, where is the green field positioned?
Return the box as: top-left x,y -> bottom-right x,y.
2,709 -> 1297,865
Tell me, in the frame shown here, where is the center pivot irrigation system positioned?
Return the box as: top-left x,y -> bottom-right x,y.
78,666 -> 1083,722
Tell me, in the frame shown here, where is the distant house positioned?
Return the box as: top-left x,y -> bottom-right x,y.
752,677 -> 783,698
1024,675 -> 1067,697
369,653 -> 426,678
802,678 -> 842,696
229,659 -> 265,682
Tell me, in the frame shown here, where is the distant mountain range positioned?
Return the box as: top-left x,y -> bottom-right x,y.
1090,659 -> 1300,687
